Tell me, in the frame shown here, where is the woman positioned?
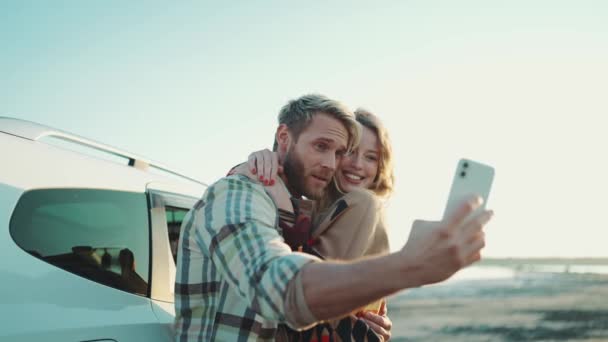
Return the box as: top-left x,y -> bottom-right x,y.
235,109 -> 395,341
311,108 -> 393,261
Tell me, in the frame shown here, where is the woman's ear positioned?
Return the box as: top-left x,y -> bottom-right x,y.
275,124 -> 291,153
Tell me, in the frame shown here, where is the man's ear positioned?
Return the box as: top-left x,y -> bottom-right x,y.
275,124 -> 291,153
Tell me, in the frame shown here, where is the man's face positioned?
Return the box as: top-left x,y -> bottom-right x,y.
282,114 -> 349,199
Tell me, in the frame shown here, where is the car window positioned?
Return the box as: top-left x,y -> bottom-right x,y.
148,189 -> 197,265
147,189 -> 197,302
10,189 -> 150,296
165,206 -> 190,263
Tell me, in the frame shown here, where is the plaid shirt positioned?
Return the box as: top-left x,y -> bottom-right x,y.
175,175 -> 319,341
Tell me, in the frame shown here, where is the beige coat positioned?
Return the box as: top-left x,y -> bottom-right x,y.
312,188 -> 390,260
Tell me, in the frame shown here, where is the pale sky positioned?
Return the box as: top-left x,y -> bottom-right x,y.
2,1 -> 607,257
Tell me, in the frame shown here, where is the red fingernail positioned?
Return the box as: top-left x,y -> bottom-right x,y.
270,179 -> 275,186
251,168 -> 257,174
259,176 -> 264,181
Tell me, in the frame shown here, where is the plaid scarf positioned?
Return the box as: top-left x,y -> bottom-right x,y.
278,199 -> 381,342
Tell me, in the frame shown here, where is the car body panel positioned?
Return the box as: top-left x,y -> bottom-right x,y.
0,120 -> 207,341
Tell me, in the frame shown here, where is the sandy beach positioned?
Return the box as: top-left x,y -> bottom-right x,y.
387,265 -> 608,341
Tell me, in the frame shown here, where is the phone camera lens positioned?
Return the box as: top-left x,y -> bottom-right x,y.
463,162 -> 469,168
460,171 -> 466,178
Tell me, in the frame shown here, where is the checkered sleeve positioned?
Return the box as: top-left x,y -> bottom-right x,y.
194,176 -> 320,322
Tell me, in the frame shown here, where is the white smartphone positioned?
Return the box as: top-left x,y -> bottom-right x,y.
442,158 -> 495,221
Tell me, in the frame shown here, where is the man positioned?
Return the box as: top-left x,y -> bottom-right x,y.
175,94 -> 493,341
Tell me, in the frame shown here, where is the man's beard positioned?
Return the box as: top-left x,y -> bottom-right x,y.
282,146 -> 326,199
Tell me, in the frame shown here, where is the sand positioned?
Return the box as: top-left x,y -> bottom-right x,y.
386,272 -> 608,341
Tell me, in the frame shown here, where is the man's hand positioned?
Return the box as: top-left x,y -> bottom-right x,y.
360,300 -> 392,341
299,196 -> 494,323
399,196 -> 493,286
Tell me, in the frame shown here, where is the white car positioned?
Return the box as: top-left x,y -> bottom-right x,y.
0,117 -> 206,341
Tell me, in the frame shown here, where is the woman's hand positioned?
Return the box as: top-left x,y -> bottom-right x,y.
230,149 -> 292,213
247,149 -> 282,185
360,300 -> 392,341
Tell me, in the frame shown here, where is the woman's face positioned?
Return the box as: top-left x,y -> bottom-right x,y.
335,126 -> 380,193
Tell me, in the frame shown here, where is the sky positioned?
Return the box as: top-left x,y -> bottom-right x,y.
1,1 -> 607,258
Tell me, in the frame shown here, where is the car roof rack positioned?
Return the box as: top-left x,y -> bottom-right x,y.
0,117 -> 206,186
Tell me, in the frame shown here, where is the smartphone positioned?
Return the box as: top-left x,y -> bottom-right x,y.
442,158 -> 495,221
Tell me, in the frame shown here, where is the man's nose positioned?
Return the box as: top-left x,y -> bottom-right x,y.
321,153 -> 337,171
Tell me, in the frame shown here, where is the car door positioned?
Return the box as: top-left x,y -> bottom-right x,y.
146,182 -> 204,337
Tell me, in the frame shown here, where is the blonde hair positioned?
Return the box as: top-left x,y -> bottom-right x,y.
273,94 -> 360,154
354,108 -> 395,198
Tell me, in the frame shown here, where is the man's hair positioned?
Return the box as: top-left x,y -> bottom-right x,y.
273,94 -> 360,152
